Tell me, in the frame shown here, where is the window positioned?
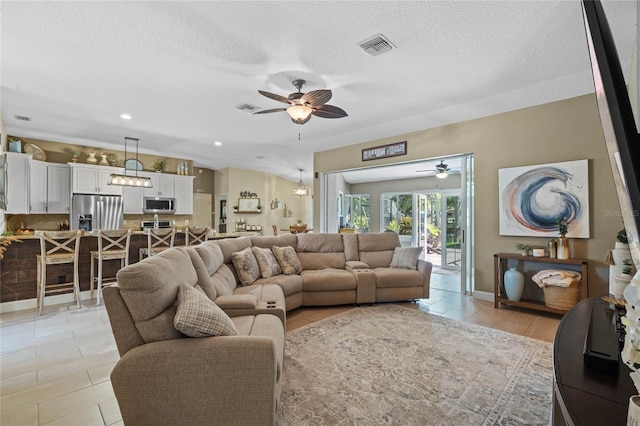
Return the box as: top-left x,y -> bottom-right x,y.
382,193 -> 413,235
347,194 -> 370,232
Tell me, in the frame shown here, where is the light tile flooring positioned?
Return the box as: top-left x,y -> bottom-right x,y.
1,277 -> 560,425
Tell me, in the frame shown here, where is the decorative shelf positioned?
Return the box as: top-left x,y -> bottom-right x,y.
493,252 -> 588,315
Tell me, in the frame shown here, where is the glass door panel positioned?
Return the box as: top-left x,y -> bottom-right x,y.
443,191 -> 462,271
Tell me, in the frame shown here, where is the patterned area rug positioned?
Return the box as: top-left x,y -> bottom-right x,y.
277,305 -> 552,425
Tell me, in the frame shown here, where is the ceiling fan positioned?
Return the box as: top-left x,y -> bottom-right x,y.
416,161 -> 461,179
254,79 -> 348,125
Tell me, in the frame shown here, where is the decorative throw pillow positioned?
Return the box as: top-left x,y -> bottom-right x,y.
174,283 -> 239,337
389,247 -> 422,270
251,246 -> 282,278
231,247 -> 261,285
272,245 -> 302,275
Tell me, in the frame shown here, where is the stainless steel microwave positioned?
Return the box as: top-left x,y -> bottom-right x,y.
143,197 -> 175,214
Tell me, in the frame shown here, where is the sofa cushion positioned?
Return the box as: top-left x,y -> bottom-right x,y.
389,247 -> 423,270
342,233 -> 359,261
232,247 -> 261,285
251,247 -> 282,278
116,248 -> 197,343
185,247 -> 217,300
296,233 -> 346,270
374,267 -> 425,288
195,242 -> 225,274
217,236 -> 253,264
357,233 -> 401,268
272,246 -> 302,275
251,234 -> 297,250
256,274 -> 304,297
301,269 -> 357,292
174,284 -> 239,337
211,264 -> 238,296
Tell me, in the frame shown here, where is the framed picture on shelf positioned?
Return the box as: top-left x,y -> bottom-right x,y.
238,198 -> 260,212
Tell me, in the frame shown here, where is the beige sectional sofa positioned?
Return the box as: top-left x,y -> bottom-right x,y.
103,232 -> 431,425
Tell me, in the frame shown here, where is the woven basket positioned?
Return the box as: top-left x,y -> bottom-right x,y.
543,282 -> 581,311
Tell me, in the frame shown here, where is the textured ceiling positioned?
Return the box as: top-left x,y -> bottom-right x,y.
1,1 -> 637,184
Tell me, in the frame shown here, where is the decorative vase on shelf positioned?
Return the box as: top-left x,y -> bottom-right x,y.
87,151 -> 97,164
557,236 -> 569,260
99,152 -> 109,165
504,267 -> 524,301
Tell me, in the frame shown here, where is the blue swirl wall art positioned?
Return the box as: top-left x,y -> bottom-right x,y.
498,159 -> 589,237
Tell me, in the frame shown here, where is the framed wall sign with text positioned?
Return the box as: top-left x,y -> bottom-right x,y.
362,141 -> 407,161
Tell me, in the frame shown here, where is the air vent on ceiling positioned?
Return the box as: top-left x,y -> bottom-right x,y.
359,34 -> 395,57
236,103 -> 260,113
14,115 -> 31,121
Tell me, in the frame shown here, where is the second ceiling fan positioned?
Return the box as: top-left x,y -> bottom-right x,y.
255,79 -> 348,125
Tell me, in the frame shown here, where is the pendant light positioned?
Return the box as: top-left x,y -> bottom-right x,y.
107,137 -> 153,187
292,169 -> 309,197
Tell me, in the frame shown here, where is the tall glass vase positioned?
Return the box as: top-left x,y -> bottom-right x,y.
557,236 -> 569,260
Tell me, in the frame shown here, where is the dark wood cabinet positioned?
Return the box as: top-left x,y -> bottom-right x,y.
494,252 -> 588,314
553,297 -> 635,425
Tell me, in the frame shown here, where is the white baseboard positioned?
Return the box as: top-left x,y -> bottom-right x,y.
0,290 -> 94,314
472,290 -> 494,302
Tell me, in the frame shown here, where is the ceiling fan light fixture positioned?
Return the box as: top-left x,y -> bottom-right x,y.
287,105 -> 313,123
435,171 -> 448,179
293,169 -> 309,197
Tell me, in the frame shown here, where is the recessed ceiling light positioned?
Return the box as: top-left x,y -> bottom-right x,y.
214,141 -> 222,146
120,113 -> 132,120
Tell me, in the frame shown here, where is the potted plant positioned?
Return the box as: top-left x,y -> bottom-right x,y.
256,205 -> 262,212
296,218 -> 303,225
152,159 -> 167,172
622,259 -> 636,277
70,150 -> 79,162
515,243 -> 531,256
233,205 -> 239,213
556,217 -> 569,259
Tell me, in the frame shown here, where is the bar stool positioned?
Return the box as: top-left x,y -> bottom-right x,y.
90,229 -> 133,305
184,227 -> 210,246
36,230 -> 83,315
139,227 -> 176,259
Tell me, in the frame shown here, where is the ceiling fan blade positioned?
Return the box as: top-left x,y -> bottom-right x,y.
258,90 -> 291,104
312,104 -> 348,119
416,170 -> 436,173
301,90 -> 332,107
253,108 -> 287,114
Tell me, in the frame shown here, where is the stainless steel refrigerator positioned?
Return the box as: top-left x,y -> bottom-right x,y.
71,194 -> 124,231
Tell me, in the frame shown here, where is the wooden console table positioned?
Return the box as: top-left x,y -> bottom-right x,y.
494,252 -> 588,314
553,296 -> 635,425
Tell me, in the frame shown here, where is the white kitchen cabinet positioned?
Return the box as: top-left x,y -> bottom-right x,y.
29,160 -> 71,214
71,164 -> 123,195
4,152 -> 30,214
123,186 -> 144,214
143,173 -> 174,198
29,160 -> 48,213
174,176 -> 194,214
46,164 -> 71,213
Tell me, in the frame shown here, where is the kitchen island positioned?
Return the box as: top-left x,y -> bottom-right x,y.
0,230 -> 259,305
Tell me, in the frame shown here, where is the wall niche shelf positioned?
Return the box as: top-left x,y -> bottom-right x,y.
494,252 -> 588,315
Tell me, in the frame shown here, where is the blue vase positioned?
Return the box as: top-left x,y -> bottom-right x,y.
504,267 -> 524,301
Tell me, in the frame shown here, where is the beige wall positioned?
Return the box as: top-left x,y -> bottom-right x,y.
315,94 -> 622,296
215,168 -> 308,234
